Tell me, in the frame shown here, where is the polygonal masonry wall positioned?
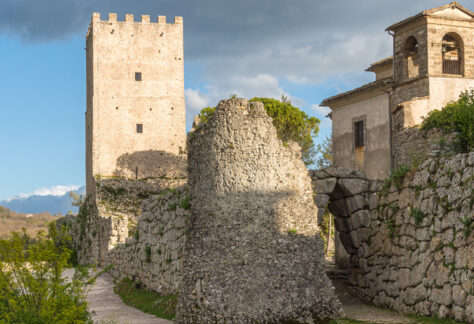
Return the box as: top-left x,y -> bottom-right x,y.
312,153 -> 474,323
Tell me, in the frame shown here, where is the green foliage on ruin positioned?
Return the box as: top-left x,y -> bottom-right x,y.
114,278 -> 177,320
410,207 -> 427,225
145,245 -> 152,263
197,97 -> 321,165
380,164 -> 411,196
459,216 -> 473,238
421,89 -> 474,153
0,225 -> 93,323
180,196 -> 191,210
386,219 -> 396,237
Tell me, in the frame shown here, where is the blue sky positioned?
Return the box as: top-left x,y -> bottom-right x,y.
1,0 -> 469,200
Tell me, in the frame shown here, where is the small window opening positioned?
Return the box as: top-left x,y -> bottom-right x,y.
135,72 -> 142,81
404,36 -> 420,79
355,121 -> 364,148
442,34 -> 462,75
136,124 -> 143,133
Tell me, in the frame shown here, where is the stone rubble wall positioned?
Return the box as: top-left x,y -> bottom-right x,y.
61,177 -> 188,295
176,98 -> 342,323
313,153 -> 473,323
105,185 -> 189,295
391,121 -> 458,168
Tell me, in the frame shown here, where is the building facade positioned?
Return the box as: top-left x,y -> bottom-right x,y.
85,13 -> 186,195
322,2 -> 474,180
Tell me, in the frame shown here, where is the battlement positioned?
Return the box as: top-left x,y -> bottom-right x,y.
91,12 -> 183,24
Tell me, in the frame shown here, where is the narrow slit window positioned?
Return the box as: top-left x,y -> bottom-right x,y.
135,72 -> 142,81
136,124 -> 143,133
355,121 -> 364,148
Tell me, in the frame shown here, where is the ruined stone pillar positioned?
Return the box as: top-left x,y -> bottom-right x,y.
176,98 -> 342,323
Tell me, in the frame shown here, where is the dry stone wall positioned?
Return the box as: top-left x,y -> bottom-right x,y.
176,98 -> 342,323
312,153 -> 473,323
105,185 -> 189,295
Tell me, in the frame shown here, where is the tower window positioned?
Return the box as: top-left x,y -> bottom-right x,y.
404,36 -> 420,79
355,121 -> 364,148
442,34 -> 462,75
135,72 -> 142,81
136,124 -> 143,133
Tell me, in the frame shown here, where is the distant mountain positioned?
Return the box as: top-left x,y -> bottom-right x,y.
0,186 -> 86,215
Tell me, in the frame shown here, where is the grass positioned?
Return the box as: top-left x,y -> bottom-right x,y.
114,278 -> 177,320
406,314 -> 460,323
329,319 -> 371,324
330,314 -> 461,324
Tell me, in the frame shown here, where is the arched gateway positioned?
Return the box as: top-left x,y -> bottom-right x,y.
310,167 -> 373,270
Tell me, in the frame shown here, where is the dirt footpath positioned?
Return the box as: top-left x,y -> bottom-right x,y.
86,271 -> 171,324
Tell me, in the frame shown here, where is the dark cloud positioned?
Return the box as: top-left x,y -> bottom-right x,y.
1,0 -> 472,89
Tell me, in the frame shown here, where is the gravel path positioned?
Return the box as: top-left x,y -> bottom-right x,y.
333,280 -> 414,324
65,267 -> 417,323
87,272 -> 172,324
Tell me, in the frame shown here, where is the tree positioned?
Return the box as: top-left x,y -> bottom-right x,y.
0,224 -> 93,323
197,97 -> 320,165
314,135 -> 333,169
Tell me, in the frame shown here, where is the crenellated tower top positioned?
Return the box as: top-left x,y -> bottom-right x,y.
90,12 -> 183,24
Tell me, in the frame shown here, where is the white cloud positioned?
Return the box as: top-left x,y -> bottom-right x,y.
4,185 -> 81,202
185,88 -> 210,113
185,73 -> 306,129
311,104 -> 331,117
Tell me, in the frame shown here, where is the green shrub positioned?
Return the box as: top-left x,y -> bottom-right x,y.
421,89 -> 474,153
134,229 -> 140,241
410,207 -> 427,225
380,164 -> 411,195
145,245 -> 152,263
460,216 -> 473,238
0,226 -> 93,323
180,196 -> 191,210
386,219 -> 396,237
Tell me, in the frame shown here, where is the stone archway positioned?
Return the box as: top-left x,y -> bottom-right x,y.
310,167 -> 372,270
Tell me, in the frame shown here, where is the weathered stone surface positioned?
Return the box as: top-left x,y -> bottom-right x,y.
314,178 -> 337,194
338,178 -> 369,195
177,99 -> 342,323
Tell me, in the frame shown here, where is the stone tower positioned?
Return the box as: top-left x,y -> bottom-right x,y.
85,13 -> 186,196
387,2 -> 474,166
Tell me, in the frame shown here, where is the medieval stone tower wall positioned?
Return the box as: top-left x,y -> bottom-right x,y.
86,13 -> 186,195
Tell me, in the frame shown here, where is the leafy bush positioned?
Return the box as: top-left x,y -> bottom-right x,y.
0,225 -> 92,323
421,89 -> 474,153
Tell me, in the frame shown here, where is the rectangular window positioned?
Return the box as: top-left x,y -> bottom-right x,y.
136,124 -> 143,133
355,121 -> 364,148
135,72 -> 142,81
